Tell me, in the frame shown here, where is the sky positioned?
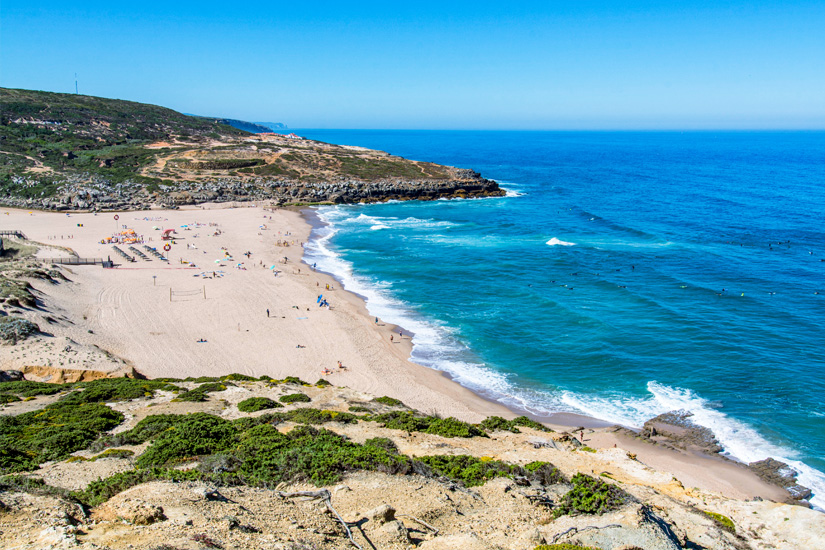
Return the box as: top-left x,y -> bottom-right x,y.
1,1 -> 824,129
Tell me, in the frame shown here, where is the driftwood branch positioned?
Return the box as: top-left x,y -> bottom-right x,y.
551,524 -> 622,543
397,514 -> 439,534
277,489 -> 363,550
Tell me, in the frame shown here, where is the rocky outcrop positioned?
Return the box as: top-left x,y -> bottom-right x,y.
0,170 -> 504,212
640,410 -> 723,454
749,457 -> 813,505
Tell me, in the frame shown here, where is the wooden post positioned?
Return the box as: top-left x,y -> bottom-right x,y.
169,288 -> 172,302
203,285 -> 206,299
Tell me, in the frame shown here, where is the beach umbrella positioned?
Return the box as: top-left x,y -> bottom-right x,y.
270,265 -> 277,270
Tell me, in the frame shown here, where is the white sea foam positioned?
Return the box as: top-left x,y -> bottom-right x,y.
562,382 -> 825,510
499,184 -> 526,197
547,237 -> 576,246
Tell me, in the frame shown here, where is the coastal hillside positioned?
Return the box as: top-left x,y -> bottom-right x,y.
190,116 -> 276,134
2,374 -> 823,550
0,88 -> 503,211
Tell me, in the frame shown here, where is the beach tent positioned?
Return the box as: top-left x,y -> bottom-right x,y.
162,229 -> 176,240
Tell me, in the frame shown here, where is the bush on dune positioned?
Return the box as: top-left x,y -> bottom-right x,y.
0,401 -> 124,473
237,397 -> 281,412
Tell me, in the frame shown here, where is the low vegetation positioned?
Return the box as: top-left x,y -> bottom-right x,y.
0,401 -> 124,473
480,415 -> 553,433
553,473 -> 628,518
373,396 -> 405,407
418,455 -> 565,487
279,392 -> 311,404
0,316 -> 39,344
174,382 -> 230,402
703,510 -> 735,532
0,376 -> 580,511
237,397 -> 280,412
62,378 -> 183,404
369,411 -> 486,438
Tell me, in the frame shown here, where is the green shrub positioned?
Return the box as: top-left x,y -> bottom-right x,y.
0,393 -> 21,404
348,405 -> 372,413
75,467 -> 206,507
525,461 -> 567,485
364,437 -> 399,454
0,474 -> 74,501
703,510 -> 735,532
175,382 -> 229,402
281,408 -> 357,424
68,448 -> 134,462
61,377 -> 182,405
0,401 -> 124,473
268,376 -> 310,386
373,396 -> 404,407
579,446 -> 597,453
315,378 -> 332,387
417,455 -> 521,486
553,473 -> 628,517
279,393 -> 311,404
0,380 -> 67,398
182,376 -> 220,383
369,411 -> 486,438
480,415 -> 552,433
136,413 -> 237,468
92,448 -> 134,460
0,316 -> 39,343
231,408 -> 358,430
221,373 -> 257,382
91,413 -> 188,451
237,397 -> 280,413
511,416 -> 552,431
234,425 -> 411,486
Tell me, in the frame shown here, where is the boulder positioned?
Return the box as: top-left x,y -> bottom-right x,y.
366,503 -> 396,524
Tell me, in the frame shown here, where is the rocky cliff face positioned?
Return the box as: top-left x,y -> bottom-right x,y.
0,169 -> 504,211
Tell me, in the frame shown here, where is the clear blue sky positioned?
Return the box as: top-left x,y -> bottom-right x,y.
2,1 -> 823,129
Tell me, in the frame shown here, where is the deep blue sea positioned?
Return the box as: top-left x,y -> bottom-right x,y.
297,130 -> 825,507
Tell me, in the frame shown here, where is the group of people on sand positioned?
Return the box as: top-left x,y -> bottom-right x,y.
322,360 -> 347,376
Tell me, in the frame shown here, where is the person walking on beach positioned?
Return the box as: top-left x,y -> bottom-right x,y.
266,308 -> 270,318
390,334 -> 394,342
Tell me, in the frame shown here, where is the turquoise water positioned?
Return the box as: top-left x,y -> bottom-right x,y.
299,130 -> 825,507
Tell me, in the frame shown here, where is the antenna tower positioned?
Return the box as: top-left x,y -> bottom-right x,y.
75,74 -> 78,94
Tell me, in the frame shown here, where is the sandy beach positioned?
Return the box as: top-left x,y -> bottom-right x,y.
0,204 -> 791,503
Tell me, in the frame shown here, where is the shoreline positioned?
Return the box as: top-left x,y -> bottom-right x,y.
0,204 -> 803,504
296,205 -> 807,504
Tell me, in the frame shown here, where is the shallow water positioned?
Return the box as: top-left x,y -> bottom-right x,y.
299,130 -> 825,507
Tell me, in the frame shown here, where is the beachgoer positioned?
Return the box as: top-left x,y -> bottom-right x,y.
390,335 -> 394,342
266,309 -> 270,317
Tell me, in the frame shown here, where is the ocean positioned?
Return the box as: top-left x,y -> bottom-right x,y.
298,130 -> 825,508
